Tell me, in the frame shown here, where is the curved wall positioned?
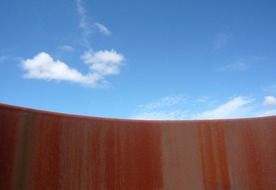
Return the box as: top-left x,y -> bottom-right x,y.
0,103 -> 276,190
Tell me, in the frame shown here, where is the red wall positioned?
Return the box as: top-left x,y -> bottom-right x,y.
1,103 -> 276,190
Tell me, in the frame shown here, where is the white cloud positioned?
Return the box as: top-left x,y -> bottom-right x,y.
81,49 -> 124,76
22,51 -> 124,87
59,45 -> 75,52
194,96 -> 253,119
21,0 -> 124,88
21,52 -> 93,84
94,23 -> 111,36
264,96 -> 276,106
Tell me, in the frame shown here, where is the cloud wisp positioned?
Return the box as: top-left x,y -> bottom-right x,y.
59,45 -> 75,52
94,23 -> 111,36
131,95 -> 276,120
263,84 -> 276,93
264,96 -> 276,106
217,61 -> 248,72
138,95 -> 185,111
133,110 -> 189,120
258,109 -> 276,117
194,97 -> 253,119
0,56 -> 7,63
22,51 -> 124,87
76,0 -> 90,44
216,56 -> 264,72
131,95 -> 188,120
132,95 -> 187,120
76,0 -> 111,47
214,33 -> 231,50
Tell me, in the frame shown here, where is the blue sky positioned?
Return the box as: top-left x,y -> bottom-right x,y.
1,0 -> 276,120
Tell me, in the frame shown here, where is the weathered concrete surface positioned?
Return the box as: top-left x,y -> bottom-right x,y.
0,103 -> 276,190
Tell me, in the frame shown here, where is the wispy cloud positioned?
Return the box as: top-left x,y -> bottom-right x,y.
76,0 -> 111,46
76,0 -> 91,47
131,95 -> 187,120
94,23 -> 111,36
214,33 -> 231,50
263,84 -> 276,94
0,56 -> 7,63
132,110 -> 189,120
196,96 -> 210,103
76,0 -> 89,32
258,109 -> 276,117
194,97 -> 253,119
264,96 -> 276,106
138,95 -> 185,111
217,61 -> 248,72
59,45 -> 75,52
131,95 -> 276,120
216,56 -> 264,72
193,96 -> 276,119
21,51 -> 124,87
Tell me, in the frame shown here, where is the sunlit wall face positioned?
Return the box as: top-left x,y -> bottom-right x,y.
1,103 -> 276,190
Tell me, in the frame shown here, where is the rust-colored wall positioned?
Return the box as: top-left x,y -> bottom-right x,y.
0,103 -> 276,190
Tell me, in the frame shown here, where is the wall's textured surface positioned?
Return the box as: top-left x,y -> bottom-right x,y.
0,103 -> 276,190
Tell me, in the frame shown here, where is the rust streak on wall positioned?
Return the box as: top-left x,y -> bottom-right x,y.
0,103 -> 276,190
